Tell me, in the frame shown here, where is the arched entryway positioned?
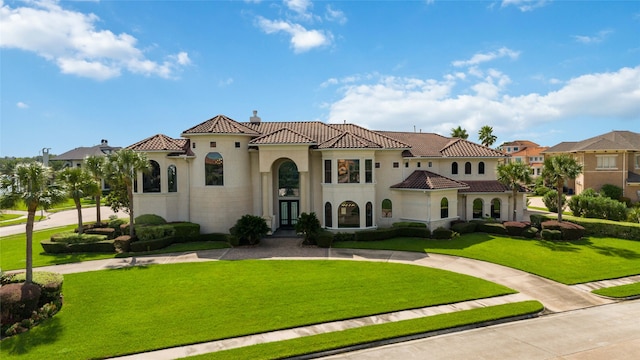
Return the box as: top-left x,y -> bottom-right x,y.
277,160 -> 300,229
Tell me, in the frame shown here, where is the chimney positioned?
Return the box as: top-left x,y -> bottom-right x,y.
250,110 -> 261,123
101,139 -> 108,145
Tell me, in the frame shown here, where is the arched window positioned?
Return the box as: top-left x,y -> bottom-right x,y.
440,197 -> 449,219
143,160 -> 161,193
451,162 -> 458,175
325,202 -> 332,228
473,198 -> 483,219
278,161 -> 299,197
366,202 -> 373,227
478,162 -> 485,175
465,162 -> 472,174
168,165 -> 177,192
338,201 -> 360,228
491,198 -> 501,219
381,199 -> 392,218
205,152 -> 223,186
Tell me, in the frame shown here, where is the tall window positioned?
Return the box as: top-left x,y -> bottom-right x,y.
168,165 -> 177,192
338,201 -> 360,228
596,155 -> 617,169
325,202 -> 332,227
473,198 -> 483,219
491,198 -> 501,219
324,159 -> 332,183
465,162 -> 472,174
205,152 -> 224,186
451,162 -> 458,175
635,154 -> 640,169
479,162 -> 485,174
338,159 -> 360,183
440,198 -> 449,218
365,159 -> 373,183
278,161 -> 299,197
366,202 -> 373,227
143,160 -> 161,193
381,199 -> 392,218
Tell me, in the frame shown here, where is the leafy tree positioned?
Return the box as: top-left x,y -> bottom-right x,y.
497,162 -> 532,221
543,190 -> 566,213
0,163 -> 65,283
58,167 -> 99,234
295,212 -> 321,245
229,214 -> 270,245
541,154 -> 583,222
450,126 -> 469,139
478,125 -> 497,147
84,155 -> 107,224
104,149 -> 150,237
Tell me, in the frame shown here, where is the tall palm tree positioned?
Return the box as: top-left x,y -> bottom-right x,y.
450,126 -> 469,139
541,154 -> 583,222
0,163 -> 65,283
104,149 -> 150,237
478,125 -> 497,147
59,167 -> 100,234
497,161 -> 532,221
84,155 -> 106,224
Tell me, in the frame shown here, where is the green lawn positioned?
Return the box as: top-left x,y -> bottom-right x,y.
1,198 -> 96,213
593,282 -> 640,298
0,214 -> 22,221
0,215 -> 46,227
0,260 -> 516,359
333,233 -> 640,285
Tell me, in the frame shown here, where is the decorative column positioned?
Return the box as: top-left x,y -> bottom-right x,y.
261,172 -> 272,230
299,171 -> 309,214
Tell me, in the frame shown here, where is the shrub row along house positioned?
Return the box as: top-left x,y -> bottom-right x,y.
126,112 -> 525,234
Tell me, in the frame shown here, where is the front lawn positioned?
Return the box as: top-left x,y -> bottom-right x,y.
593,282 -> 640,299
0,260 -> 515,359
333,233 -> 640,285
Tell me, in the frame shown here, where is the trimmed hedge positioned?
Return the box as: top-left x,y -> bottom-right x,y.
316,231 -> 334,248
541,220 -> 585,241
477,222 -> 508,235
391,222 -> 427,228
113,235 -> 133,253
395,227 -> 431,238
195,233 -> 231,242
50,232 -> 108,244
503,221 -> 528,237
129,236 -> 175,252
135,225 -> 176,242
529,214 -> 546,229
170,222 -> 201,242
2,272 -> 63,307
41,239 -> 116,253
0,283 -> 41,328
541,229 -> 562,241
523,227 -> 538,239
134,214 -> 167,225
531,214 -> 640,240
85,227 -> 116,239
355,228 -> 398,242
432,227 -> 457,240
451,222 -> 477,234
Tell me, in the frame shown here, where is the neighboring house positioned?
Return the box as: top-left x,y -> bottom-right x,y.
127,113 -> 526,234
542,131 -> 640,200
509,146 -> 549,178
54,139 -> 121,168
498,140 -> 540,155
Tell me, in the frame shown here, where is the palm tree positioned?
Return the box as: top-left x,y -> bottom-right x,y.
497,161 -> 532,221
104,149 -> 150,237
0,162 -> 65,283
59,167 -> 100,234
541,154 -> 583,222
478,125 -> 497,147
450,126 -> 469,139
84,155 -> 106,225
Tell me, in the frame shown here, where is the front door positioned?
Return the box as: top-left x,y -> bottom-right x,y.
279,200 -> 299,228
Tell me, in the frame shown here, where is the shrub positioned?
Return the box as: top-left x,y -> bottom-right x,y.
503,221 -> 528,237
541,229 -> 562,241
134,214 -> 167,225
135,225 -> 176,242
534,186 -> 551,196
195,233 -> 231,242
295,212 -> 322,245
4,272 -> 63,307
129,236 -> 175,252
600,184 -> 623,200
229,214 -> 270,245
451,222 -> 477,234
477,222 -> 508,235
67,240 -> 116,253
169,222 -> 200,243
108,215 -> 128,235
541,220 -> 585,240
0,283 -> 41,328
530,214 -> 546,229
355,228 -> 397,242
392,222 -> 427,228
395,227 -> 431,238
316,231 -> 334,248
533,213 -> 640,241
568,193 -> 628,221
113,235 -> 133,253
85,227 -> 116,239
523,227 -> 538,239
333,232 -> 355,242
50,232 -> 107,244
432,227 -> 457,240
543,190 -> 566,213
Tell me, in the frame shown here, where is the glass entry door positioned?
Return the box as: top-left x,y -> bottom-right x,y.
279,200 -> 299,228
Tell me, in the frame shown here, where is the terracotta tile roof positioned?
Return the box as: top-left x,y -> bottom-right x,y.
501,140 -> 540,148
378,131 -> 451,156
330,124 -> 411,149
250,127 -> 316,145
459,181 -> 513,193
246,121 -> 341,145
440,138 -> 508,158
127,134 -> 187,152
390,170 -> 469,190
544,131 -> 640,153
510,146 -> 549,158
182,114 -> 261,135
318,132 -> 382,149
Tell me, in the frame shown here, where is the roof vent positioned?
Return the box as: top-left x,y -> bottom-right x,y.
250,110 -> 261,123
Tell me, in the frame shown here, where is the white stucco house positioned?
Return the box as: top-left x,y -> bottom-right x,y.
127,112 -> 527,234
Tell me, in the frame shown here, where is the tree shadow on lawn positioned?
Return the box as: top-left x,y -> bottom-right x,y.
421,233 -> 496,250
534,238 -> 640,259
585,241 -> 640,260
3,317 -> 62,355
534,239 -> 585,253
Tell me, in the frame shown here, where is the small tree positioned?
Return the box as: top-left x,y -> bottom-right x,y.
478,125 -> 497,147
497,162 -> 532,221
0,163 -> 65,283
541,155 -> 583,222
295,212 -> 321,245
229,214 -> 270,245
84,155 -> 106,224
58,167 -> 100,234
543,189 -> 566,213
450,126 -> 469,139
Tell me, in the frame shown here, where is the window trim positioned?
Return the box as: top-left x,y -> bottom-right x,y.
596,154 -> 618,170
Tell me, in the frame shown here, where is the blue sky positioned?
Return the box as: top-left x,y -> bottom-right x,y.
1,0 -> 639,157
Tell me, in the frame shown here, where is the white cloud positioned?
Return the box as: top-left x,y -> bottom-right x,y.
16,101 -> 29,109
256,16 -> 332,53
325,66 -> 640,138
452,47 -> 520,67
0,0 -> 190,80
325,5 -> 347,24
572,30 -> 613,44
501,0 -> 550,12
218,77 -> 234,87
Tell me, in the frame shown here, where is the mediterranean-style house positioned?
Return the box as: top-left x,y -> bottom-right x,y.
504,144 -> 549,178
127,112 -> 527,234
542,130 -> 640,201
54,139 -> 120,168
